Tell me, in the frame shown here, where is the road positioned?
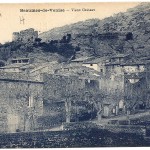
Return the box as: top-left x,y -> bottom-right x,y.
94,110 -> 150,124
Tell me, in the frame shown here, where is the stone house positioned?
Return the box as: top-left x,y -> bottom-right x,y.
0,57 -> 34,73
0,57 -> 58,81
82,57 -> 107,74
28,61 -> 58,81
0,64 -> 26,73
10,57 -> 34,64
0,72 -> 43,133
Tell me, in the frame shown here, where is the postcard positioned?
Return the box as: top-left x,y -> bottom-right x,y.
0,2 -> 150,148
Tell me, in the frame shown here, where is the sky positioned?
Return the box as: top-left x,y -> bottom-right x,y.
0,2 -> 140,44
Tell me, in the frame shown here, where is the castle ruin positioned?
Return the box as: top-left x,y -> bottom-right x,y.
12,28 -> 38,43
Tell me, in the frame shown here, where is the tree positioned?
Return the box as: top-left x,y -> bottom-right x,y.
66,34 -> 71,43
84,91 -> 106,122
35,38 -> 42,43
34,38 -> 42,46
0,60 -> 5,67
60,36 -> 67,43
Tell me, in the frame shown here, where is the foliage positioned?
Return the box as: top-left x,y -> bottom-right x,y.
0,33 -> 80,61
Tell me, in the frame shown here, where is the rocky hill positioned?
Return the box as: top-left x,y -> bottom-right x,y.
39,2 -> 150,59
0,3 -> 149,64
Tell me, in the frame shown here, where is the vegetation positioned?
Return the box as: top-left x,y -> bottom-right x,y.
0,34 -> 80,62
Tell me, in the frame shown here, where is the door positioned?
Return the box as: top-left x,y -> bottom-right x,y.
7,114 -> 19,132
103,105 -> 109,117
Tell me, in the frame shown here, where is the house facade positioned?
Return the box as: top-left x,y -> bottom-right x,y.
0,72 -> 43,133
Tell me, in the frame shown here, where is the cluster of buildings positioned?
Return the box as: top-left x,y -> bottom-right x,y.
0,28 -> 149,133
0,52 -> 149,133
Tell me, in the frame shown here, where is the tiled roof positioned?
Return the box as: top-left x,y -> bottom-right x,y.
83,57 -> 108,64
71,56 -> 93,62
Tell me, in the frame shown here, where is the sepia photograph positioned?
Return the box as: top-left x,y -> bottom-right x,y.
0,1 -> 150,148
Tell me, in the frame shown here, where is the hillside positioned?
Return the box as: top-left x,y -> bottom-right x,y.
39,2 -> 150,59
0,3 -> 149,64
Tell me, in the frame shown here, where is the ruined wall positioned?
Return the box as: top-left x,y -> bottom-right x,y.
0,79 -> 43,133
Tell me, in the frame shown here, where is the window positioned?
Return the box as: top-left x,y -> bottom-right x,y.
12,60 -> 17,63
90,64 -> 93,66
126,32 -> 133,40
112,65 -> 114,69
64,68 -> 69,71
21,68 -> 26,71
28,95 -> 34,107
22,59 -> 29,63
100,69 -> 103,73
54,90 -> 57,95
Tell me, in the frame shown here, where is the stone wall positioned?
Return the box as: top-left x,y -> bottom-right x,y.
62,121 -> 100,130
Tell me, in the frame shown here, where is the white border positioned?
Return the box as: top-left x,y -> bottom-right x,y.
0,0 -> 150,3
0,0 -> 150,150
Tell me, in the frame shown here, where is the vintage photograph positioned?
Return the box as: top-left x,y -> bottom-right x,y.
0,2 -> 150,148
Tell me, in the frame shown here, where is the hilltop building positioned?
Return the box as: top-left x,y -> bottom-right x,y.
12,28 -> 38,43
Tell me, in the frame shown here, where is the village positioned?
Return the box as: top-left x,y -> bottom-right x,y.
0,28 -> 149,134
